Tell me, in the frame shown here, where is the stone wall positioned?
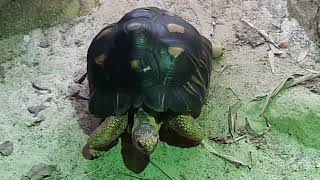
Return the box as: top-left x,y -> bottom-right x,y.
287,0 -> 320,41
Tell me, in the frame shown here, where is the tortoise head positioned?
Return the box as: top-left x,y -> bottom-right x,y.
132,122 -> 159,155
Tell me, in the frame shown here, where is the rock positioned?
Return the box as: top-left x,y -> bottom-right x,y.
0,141 -> 13,156
27,104 -> 48,116
21,163 -> 57,180
233,22 -> 266,47
287,0 -> 320,40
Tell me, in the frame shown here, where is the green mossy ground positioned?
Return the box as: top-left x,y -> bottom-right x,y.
242,87 -> 320,150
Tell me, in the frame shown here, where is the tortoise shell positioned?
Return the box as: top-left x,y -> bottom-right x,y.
87,7 -> 213,118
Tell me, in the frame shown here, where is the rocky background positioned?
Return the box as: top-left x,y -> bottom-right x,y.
0,0 -> 319,179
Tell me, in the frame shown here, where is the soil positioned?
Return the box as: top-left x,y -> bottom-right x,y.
0,0 -> 319,179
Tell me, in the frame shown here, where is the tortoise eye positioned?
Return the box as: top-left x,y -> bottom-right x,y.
137,140 -> 144,148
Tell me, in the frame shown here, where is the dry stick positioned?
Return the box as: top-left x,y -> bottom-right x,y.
215,65 -> 230,78
201,140 -> 250,168
296,45 -> 310,63
259,72 -> 320,116
240,19 -> 279,49
227,87 -> 241,101
150,161 -> 173,180
291,72 -> 320,86
206,102 -> 214,109
32,82 -> 52,92
227,106 -> 235,138
75,73 -> 87,84
119,172 -> 153,180
228,135 -> 248,144
305,69 -> 320,74
258,77 -> 294,116
268,50 -> 275,73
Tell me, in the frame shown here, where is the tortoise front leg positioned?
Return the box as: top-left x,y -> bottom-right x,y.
88,115 -> 128,157
167,115 -> 249,167
167,115 -> 205,143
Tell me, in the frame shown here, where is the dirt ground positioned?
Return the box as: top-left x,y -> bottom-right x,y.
0,0 -> 320,179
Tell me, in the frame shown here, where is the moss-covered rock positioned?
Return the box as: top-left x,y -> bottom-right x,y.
0,0 -> 99,39
266,87 -> 320,149
287,0 -> 320,40
243,87 -> 320,149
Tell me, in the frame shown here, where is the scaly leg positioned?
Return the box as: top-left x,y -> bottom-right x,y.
167,115 -> 204,143
88,115 -> 128,157
167,115 -> 249,167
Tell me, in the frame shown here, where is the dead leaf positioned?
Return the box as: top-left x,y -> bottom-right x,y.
244,118 -> 260,138
296,45 -> 310,63
0,141 -> 13,156
268,50 -> 275,73
258,72 -> 320,116
21,163 -> 57,180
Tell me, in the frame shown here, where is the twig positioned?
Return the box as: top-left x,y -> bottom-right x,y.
83,161 -> 105,177
150,160 -> 173,180
228,106 -> 235,138
202,140 -> 250,168
240,19 -> 279,48
227,135 -> 248,144
215,65 -> 230,78
227,87 -> 241,101
268,50 -> 275,73
206,102 -> 214,109
259,77 -> 293,116
32,82 -> 52,92
75,73 -> 87,84
249,151 -> 253,167
291,73 -> 320,86
244,118 -> 260,138
296,45 -> 310,63
230,101 -> 242,112
270,22 -> 281,30
250,94 -> 267,102
119,172 -> 153,180
305,69 -> 320,74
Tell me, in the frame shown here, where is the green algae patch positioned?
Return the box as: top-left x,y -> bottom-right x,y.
266,88 -> 320,149
242,87 -> 320,149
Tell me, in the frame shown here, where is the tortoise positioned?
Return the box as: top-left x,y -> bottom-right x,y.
86,7 -> 213,156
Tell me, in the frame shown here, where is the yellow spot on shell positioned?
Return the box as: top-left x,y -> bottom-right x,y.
127,22 -> 142,31
130,59 -> 140,70
168,47 -> 184,58
95,54 -> 105,66
167,23 -> 185,33
97,27 -> 112,40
